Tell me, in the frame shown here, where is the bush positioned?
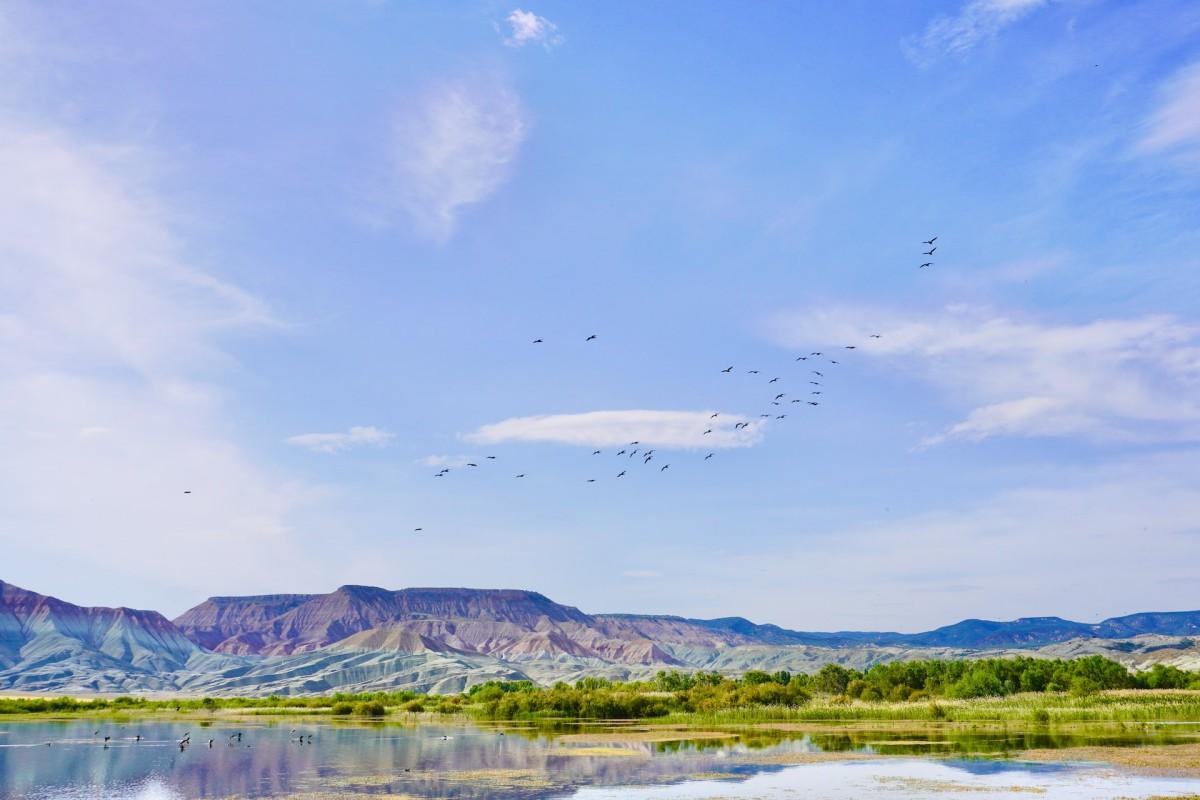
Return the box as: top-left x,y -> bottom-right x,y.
400,699 -> 425,713
331,702 -> 353,716
354,701 -> 386,717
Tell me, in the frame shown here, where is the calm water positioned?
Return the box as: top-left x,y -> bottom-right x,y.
1,720 -> 1198,799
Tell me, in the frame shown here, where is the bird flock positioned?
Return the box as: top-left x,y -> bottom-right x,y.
414,238 -> 939,530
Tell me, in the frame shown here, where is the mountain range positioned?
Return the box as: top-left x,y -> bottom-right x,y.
2,578 -> 1197,695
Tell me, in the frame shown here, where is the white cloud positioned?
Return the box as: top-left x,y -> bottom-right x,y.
1138,60 -> 1200,159
417,454 -> 476,468
286,426 -> 394,454
464,410 -> 766,450
770,305 -> 1200,445
905,0 -> 1049,63
502,9 -> 561,50
387,82 -> 526,241
0,121 -> 331,609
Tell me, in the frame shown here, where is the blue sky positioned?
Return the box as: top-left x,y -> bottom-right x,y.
2,0 -> 1199,630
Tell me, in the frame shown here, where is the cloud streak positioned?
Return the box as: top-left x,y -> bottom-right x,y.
465,410 -> 766,450
286,426 -> 395,454
388,82 -> 526,241
905,0 -> 1049,63
1138,60 -> 1200,160
771,305 -> 1200,445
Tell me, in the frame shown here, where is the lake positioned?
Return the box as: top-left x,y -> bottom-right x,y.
2,719 -> 1199,799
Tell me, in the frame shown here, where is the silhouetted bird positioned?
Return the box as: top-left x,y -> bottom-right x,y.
796,356 -> 807,361
775,393 -> 785,400
705,453 -> 713,460
721,365 -> 734,373
808,401 -> 819,406
768,377 -> 779,383
703,429 -> 712,435
813,371 -> 823,377
924,236 -> 938,245
413,528 -> 423,532
776,415 -> 787,419
514,474 -> 525,478
920,262 -> 932,268
466,463 -> 478,467
845,345 -> 856,349
710,412 -> 719,419
748,369 -> 760,374
592,450 -> 601,455
586,334 -> 597,341
660,464 -> 670,471
486,455 -> 496,459
586,479 -> 596,483
870,334 -> 882,338
617,449 -> 626,455
183,490 -> 191,494
924,247 -> 936,255
617,471 -> 626,477
532,338 -> 543,343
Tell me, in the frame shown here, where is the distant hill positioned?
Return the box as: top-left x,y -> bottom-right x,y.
3,577 -> 1199,695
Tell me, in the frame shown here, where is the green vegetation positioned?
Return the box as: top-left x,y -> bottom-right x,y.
2,656 -> 1197,723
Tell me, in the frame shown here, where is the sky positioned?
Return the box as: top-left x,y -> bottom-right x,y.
1,0 -> 1199,631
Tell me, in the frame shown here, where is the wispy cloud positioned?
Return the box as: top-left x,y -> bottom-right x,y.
622,569 -> 661,579
387,81 -> 526,241
1138,60 -> 1200,160
905,0 -> 1049,63
502,9 -> 561,50
286,426 -> 395,454
770,305 -> 1200,445
464,410 -> 766,450
417,454 -> 476,468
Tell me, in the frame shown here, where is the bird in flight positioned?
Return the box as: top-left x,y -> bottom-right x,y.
514,474 -> 525,478
466,463 -> 478,467
919,262 -> 932,269
812,371 -> 823,377
748,369 -> 760,374
592,450 -> 601,455
710,412 -> 719,419
810,381 -> 821,385
792,399 -> 802,403
586,479 -> 596,483
413,528 -> 423,532
776,414 -> 787,419
183,491 -> 191,494
811,351 -> 822,356
703,429 -> 713,435
630,441 -> 640,445
630,449 -> 639,457
660,464 -> 670,471
870,334 -> 882,338
808,401 -> 819,406
845,345 -> 856,350
829,359 -> 839,365
923,247 -> 937,256
775,393 -> 786,400
923,236 -> 938,245
586,334 -> 597,341
532,338 -> 543,343
704,453 -> 713,460
795,356 -> 807,361
617,449 -> 626,456
812,391 -> 822,395
486,455 -> 496,460
617,470 -> 626,477
721,366 -> 733,373
768,377 -> 779,383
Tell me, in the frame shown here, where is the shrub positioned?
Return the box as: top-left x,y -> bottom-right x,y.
354,701 -> 386,717
331,702 -> 353,716
401,699 -> 425,713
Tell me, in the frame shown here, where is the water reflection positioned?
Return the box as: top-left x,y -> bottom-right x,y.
0,719 -> 1197,799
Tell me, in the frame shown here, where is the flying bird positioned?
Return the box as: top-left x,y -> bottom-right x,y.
923,236 -> 938,245
768,377 -> 779,383
586,334 -> 597,341
514,474 -> 525,478
532,338 -> 543,343
592,450 -> 601,455
466,463 -> 478,467
586,479 -> 596,483
721,366 -> 734,373
776,415 -> 787,419
183,490 -> 191,494
796,356 -> 807,361
919,262 -> 932,269
808,401 -> 819,406
845,345 -> 856,349
703,429 -> 713,435
812,371 -> 823,377
923,247 -> 937,256
811,352 -> 822,356
413,528 -> 423,532
710,412 -> 719,419
486,455 -> 497,459
829,359 -> 839,364
792,399 -> 802,403
748,369 -> 760,374
617,449 -> 627,456
660,464 -> 670,471
704,453 -> 713,460
775,393 -> 786,400
870,334 -> 882,338
617,471 -> 626,477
